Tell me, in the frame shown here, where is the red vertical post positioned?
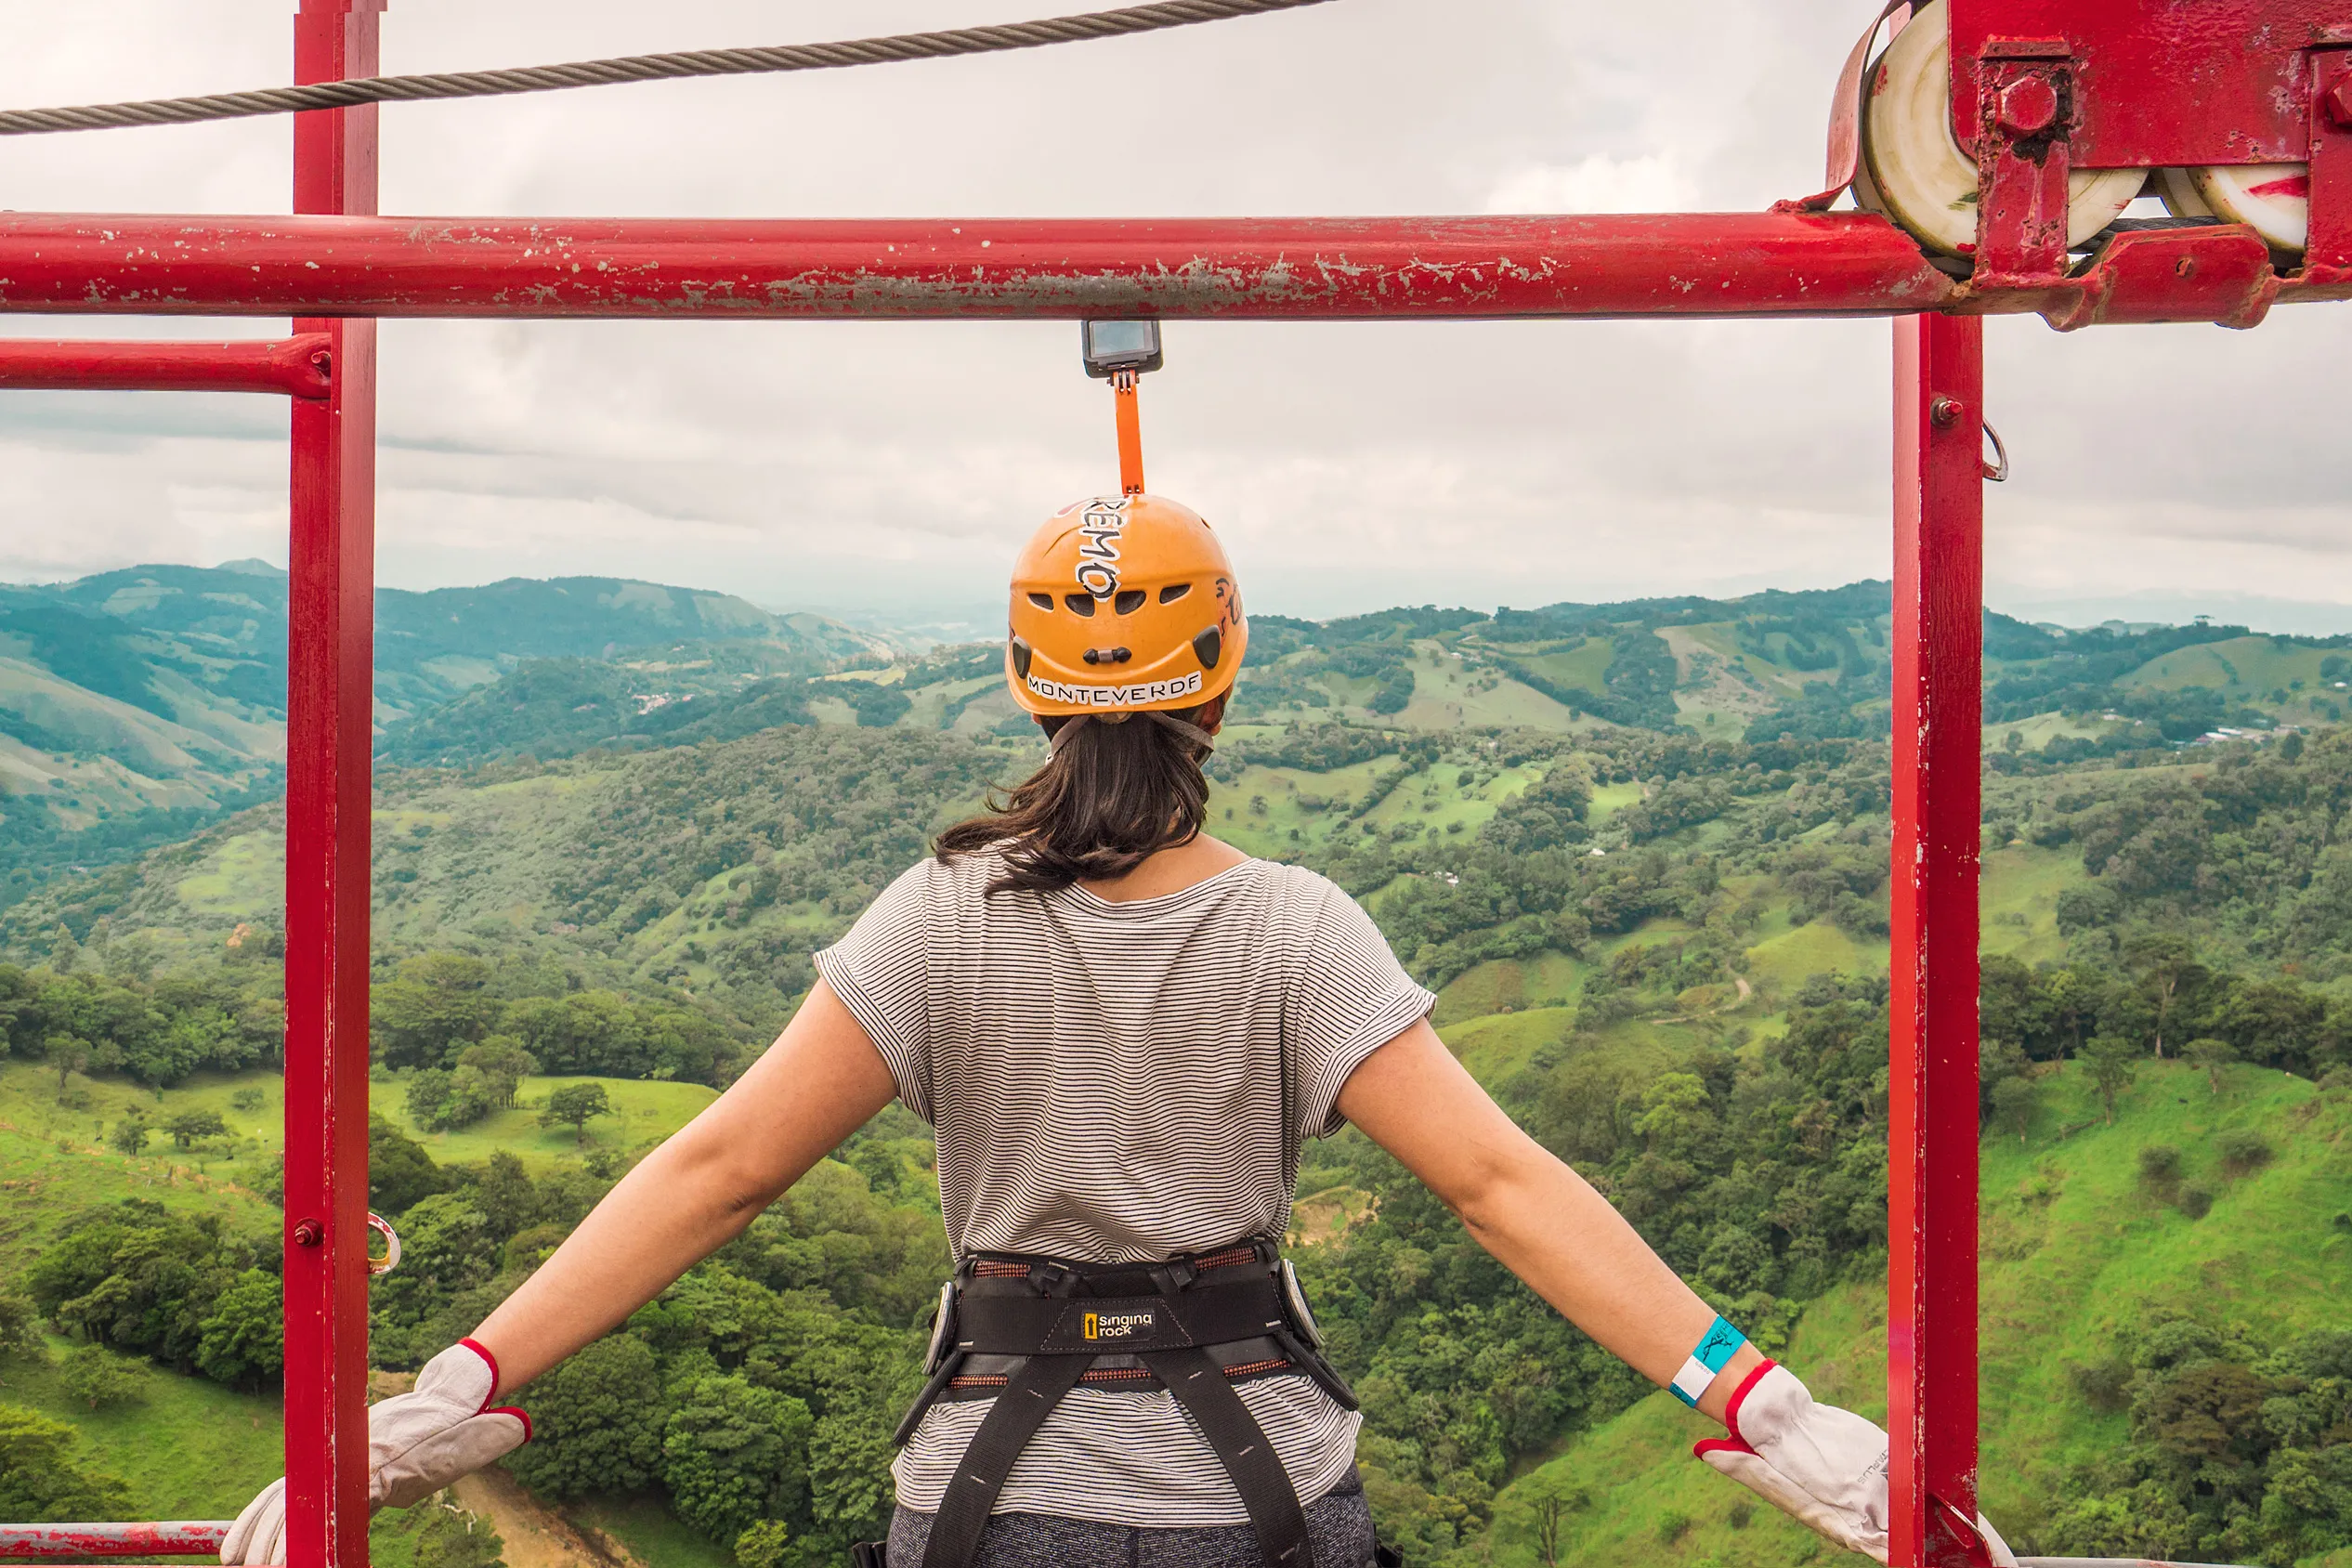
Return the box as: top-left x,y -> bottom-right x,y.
1888,313 -> 1984,1568
284,6 -> 381,1568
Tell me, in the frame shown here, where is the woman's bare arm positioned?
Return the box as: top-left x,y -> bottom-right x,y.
467,979 -> 897,1394
1335,1018 -> 1764,1425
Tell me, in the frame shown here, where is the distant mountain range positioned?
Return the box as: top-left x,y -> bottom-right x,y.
0,561 -> 2341,905
0,561 -> 891,895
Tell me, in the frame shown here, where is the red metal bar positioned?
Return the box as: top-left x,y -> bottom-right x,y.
1888,313 -> 1987,1568
0,336 -> 330,396
0,210 -> 1956,320
282,7 -> 380,1568
0,1524 -> 229,1560
0,209 -> 2337,326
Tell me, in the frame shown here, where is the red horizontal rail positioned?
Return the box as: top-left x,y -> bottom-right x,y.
0,336 -> 331,395
0,1522 -> 229,1560
0,210 -> 1958,320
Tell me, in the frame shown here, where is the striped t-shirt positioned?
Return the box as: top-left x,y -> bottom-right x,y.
813,848 -> 1435,1528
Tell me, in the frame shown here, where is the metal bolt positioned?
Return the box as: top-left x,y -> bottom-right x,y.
1995,76 -> 2059,138
2326,73 -> 2352,131
293,1219 -> 323,1247
1930,396 -> 1964,429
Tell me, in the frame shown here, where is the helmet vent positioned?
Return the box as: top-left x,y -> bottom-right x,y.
1159,583 -> 1192,605
1064,594 -> 1096,617
1115,589 -> 1145,616
1010,637 -> 1034,680
1026,592 -> 1054,611
1192,625 -> 1222,671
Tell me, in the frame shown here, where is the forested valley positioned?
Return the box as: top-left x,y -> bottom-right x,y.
2,575 -> 2349,1568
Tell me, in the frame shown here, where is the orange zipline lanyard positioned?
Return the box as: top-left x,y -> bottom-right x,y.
1112,367 -> 1145,495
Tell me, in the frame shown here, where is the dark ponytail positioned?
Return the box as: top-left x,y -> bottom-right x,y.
935,698 -> 1225,895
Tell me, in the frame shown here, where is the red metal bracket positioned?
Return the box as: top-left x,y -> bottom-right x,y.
1971,40 -> 2075,286
2043,226 -> 2280,329
0,335 -> 330,396
2309,48 -> 2352,271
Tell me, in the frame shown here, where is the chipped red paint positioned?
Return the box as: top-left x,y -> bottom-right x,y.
0,210 -> 1959,320
0,335 -> 330,395
1948,0 -> 2348,167
281,7 -> 380,1568
1889,314 -> 1990,1568
0,1523 -> 230,1559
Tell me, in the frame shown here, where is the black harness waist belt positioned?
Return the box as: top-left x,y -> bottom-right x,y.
899,1238 -> 1349,1568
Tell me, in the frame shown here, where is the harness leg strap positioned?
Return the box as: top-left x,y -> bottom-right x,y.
918,1352 -> 1092,1568
1141,1348 -> 1315,1568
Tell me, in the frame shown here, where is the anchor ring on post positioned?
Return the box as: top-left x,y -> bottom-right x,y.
367,1211 -> 401,1276
1981,421 -> 2010,483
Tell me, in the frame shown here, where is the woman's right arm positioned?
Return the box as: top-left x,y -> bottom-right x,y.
467,977 -> 898,1393
1333,1017 -> 1763,1421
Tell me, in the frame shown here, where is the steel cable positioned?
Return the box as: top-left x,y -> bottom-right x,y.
0,0 -> 1336,137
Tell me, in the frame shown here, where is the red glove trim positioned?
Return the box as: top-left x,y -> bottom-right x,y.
1721,1357 -> 1779,1445
457,1338 -> 503,1410
1692,1436 -> 1757,1460
487,1405 -> 533,1444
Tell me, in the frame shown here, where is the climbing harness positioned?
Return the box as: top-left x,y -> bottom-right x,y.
858,1239 -> 1365,1568
0,0 -> 1337,138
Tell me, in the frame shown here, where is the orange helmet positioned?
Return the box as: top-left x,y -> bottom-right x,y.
1005,494 -> 1247,717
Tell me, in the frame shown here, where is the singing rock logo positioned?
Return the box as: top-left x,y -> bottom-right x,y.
1074,500 -> 1130,599
1082,1310 -> 1156,1341
1026,671 -> 1203,707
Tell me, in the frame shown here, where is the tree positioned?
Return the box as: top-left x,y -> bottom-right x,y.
0,1404 -> 133,1522
501,1334 -> 666,1497
370,1114 -> 451,1215
109,1115 -> 150,1156
2184,1036 -> 2238,1096
1991,1075 -> 2036,1143
2123,932 -> 2208,1058
58,1343 -> 148,1409
0,1289 -> 42,1360
230,1087 -> 267,1114
456,1036 -> 538,1109
405,1068 -> 454,1130
2084,1034 -> 2138,1126
164,1109 -> 229,1150
540,1082 -> 613,1144
44,1034 -> 89,1092
733,1521 -> 792,1568
194,1269 -> 283,1388
662,1375 -> 813,1545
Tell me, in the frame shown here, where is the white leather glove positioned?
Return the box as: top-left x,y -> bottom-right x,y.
220,1340 -> 530,1565
1692,1362 -> 2014,1566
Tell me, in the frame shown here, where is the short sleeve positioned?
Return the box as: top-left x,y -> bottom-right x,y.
1289,877 -> 1436,1140
812,859 -> 938,1122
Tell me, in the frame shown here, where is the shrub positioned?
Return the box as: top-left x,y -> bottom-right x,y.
2216,1130 -> 2274,1175
2177,1182 -> 2215,1220
2136,1144 -> 2183,1188
230,1087 -> 267,1114
1656,1511 -> 1692,1545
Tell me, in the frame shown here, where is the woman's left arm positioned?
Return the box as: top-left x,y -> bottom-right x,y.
468,978 -> 897,1393
1334,1017 -> 1763,1424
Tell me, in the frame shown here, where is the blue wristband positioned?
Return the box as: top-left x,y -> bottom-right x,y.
1669,1316 -> 1746,1408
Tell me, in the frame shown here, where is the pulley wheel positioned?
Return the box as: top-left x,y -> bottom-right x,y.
1857,0 -> 2145,259
2163,163 -> 2309,254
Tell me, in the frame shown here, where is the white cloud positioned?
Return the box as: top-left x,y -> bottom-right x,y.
1483,154 -> 1692,215
0,0 -> 2341,625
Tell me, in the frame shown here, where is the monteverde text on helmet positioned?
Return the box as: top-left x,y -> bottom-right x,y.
1025,670 -> 1204,707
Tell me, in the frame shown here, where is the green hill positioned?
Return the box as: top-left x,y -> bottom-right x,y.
0,564 -> 887,899
5,662 -> 2351,1564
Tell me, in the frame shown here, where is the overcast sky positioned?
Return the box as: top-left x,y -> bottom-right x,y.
0,0 -> 2345,630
